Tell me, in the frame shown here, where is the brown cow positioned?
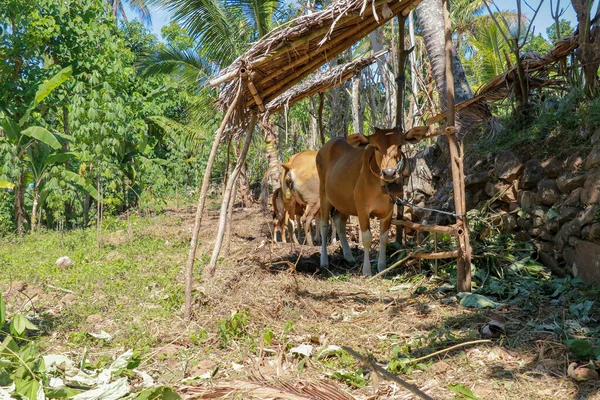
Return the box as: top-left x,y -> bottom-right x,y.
316,126 -> 427,275
279,150 -> 322,246
272,187 -> 305,243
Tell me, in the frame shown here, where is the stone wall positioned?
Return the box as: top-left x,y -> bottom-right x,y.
467,147 -> 600,283
400,142 -> 600,283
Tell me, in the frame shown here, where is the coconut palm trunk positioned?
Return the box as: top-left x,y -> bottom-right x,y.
416,0 -> 473,114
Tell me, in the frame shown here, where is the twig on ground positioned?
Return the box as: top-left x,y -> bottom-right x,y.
370,254 -> 412,279
342,346 -> 434,400
46,284 -> 74,293
409,339 -> 492,363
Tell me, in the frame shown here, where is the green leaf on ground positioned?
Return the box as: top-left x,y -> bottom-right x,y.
458,293 -> 500,309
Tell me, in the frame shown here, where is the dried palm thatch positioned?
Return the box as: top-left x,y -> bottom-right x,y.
266,49 -> 388,113
210,0 -> 423,115
178,377 -> 356,399
427,34 -> 579,126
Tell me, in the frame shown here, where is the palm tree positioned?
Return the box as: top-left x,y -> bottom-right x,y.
107,0 -> 152,24
416,0 -> 474,113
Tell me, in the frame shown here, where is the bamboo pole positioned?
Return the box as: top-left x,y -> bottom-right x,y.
443,0 -> 471,292
412,250 -> 459,259
391,220 -> 458,235
183,78 -> 243,321
207,113 -> 258,276
245,70 -> 266,113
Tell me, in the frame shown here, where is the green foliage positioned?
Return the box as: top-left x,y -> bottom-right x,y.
218,310 -> 250,346
546,19 -> 574,43
448,383 -> 482,400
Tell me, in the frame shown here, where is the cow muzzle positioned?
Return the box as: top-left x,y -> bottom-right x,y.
381,168 -> 398,181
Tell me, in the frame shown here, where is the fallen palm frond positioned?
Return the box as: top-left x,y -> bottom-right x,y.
427,34 -> 579,126
210,0 -> 422,117
177,377 -> 356,399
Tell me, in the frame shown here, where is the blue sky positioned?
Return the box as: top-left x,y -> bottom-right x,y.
125,0 -> 580,41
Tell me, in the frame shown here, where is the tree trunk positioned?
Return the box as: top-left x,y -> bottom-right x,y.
223,180 -> 237,258
408,10 -> 419,127
371,28 -> 396,125
309,96 -> 319,148
351,75 -> 364,135
318,92 -> 325,145
261,118 -> 281,209
416,0 -> 473,114
30,183 -> 40,233
571,0 -> 600,94
330,50 -> 352,137
183,81 -> 243,320
14,172 -> 26,235
207,114 -> 257,276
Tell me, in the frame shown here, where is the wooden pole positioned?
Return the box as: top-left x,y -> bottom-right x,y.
207,113 -> 258,276
443,0 -> 471,292
183,79 -> 243,321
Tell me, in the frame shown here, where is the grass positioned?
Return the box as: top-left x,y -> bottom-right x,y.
1,204 -> 600,398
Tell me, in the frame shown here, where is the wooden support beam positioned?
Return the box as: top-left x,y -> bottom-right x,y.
443,0 -> 472,292
242,69 -> 266,113
391,219 -> 459,236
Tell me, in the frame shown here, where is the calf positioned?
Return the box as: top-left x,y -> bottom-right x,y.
316,126 -> 427,275
271,187 -> 305,243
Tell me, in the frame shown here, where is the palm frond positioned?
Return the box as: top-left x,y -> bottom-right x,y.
139,45 -> 210,88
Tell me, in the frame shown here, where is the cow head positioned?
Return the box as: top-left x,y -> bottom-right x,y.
347,126 -> 428,183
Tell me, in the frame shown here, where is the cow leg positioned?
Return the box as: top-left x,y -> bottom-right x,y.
378,215 -> 392,273
314,217 -> 321,244
302,204 -> 319,246
272,218 -> 278,242
319,201 -> 331,268
289,217 -> 298,244
330,217 -> 337,244
357,212 -> 372,276
332,212 -> 355,264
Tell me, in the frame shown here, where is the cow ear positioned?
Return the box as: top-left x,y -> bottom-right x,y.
405,126 -> 429,143
346,134 -> 370,148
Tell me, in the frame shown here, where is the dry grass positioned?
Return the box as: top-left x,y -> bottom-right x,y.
2,202 -> 599,399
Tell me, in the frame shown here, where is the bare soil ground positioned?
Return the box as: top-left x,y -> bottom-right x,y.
2,202 -> 599,399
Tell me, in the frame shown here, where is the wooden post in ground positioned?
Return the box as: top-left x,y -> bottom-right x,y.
183,79 -> 243,321
207,113 -> 258,276
443,0 -> 471,292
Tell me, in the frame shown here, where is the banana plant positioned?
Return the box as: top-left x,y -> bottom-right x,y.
0,65 -> 96,232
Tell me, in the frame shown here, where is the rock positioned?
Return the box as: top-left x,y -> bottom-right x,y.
582,225 -> 591,239
556,173 -> 588,194
485,181 -> 517,203
537,179 -> 561,205
406,158 -> 434,196
56,256 -> 74,270
494,150 -> 524,182
589,223 -> 600,240
530,206 -> 549,218
465,171 -> 490,187
533,240 -> 554,253
581,171 -> 600,204
558,206 -> 580,224
529,227 -> 554,241
591,129 -> 600,145
509,202 -> 520,212
190,360 -> 217,377
518,190 -> 539,209
563,247 -> 576,274
532,216 -> 544,228
546,220 -> 560,233
10,281 -> 27,292
569,239 -> 600,284
502,214 -> 518,233
557,219 -> 583,250
562,188 -> 582,206
86,314 -> 103,326
520,160 -> 545,190
60,293 -> 76,305
565,151 -> 586,173
541,157 -> 563,178
429,361 -> 450,374
517,217 -> 533,230
580,205 -> 599,225
515,231 -> 528,242
584,145 -> 600,170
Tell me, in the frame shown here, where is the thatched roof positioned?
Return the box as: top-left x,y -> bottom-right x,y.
266,49 -> 388,113
210,0 -> 422,114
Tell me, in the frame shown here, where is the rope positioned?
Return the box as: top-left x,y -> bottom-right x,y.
393,197 -> 466,218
